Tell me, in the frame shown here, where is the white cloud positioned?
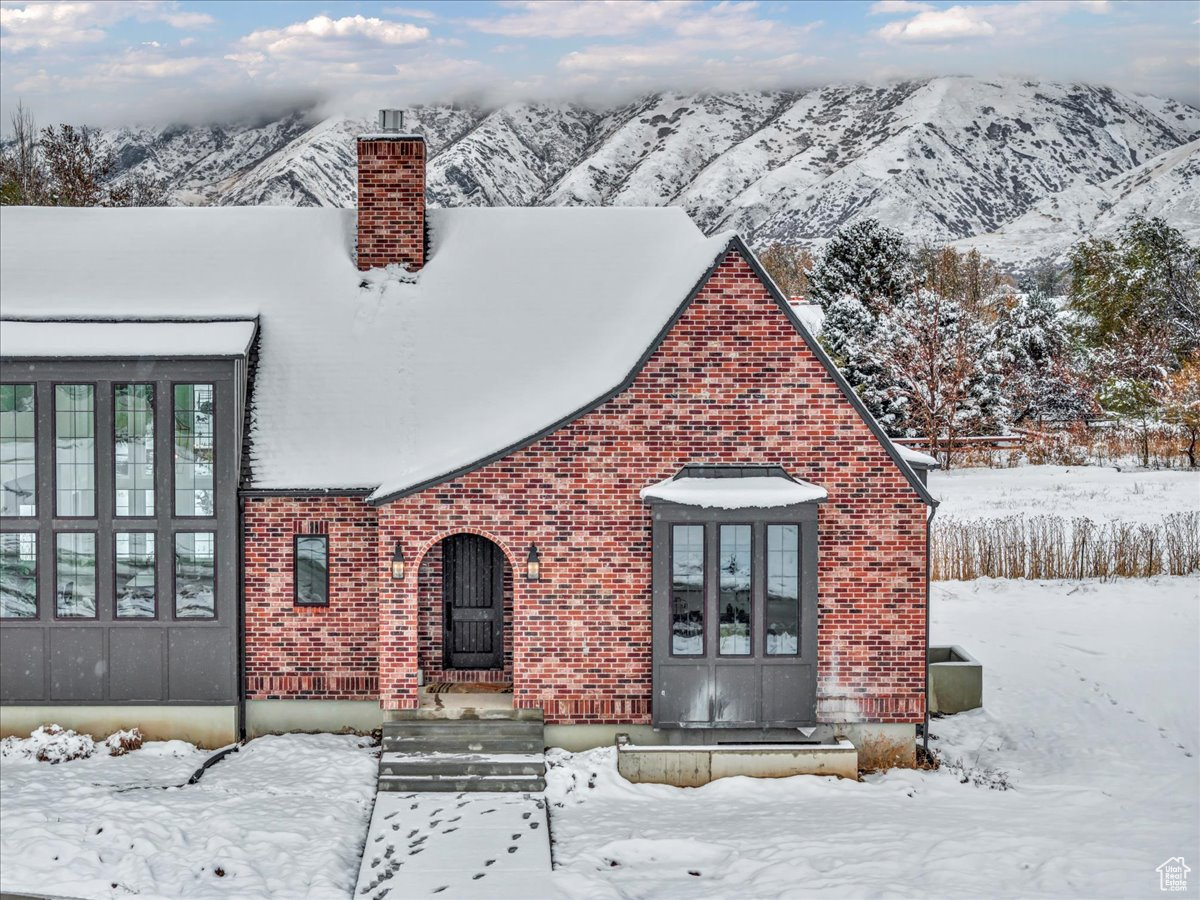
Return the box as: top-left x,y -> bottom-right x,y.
0,1 -> 213,52
468,0 -> 694,38
869,1 -> 935,15
878,5 -> 994,42
876,2 -> 1111,45
240,15 -> 430,58
381,6 -> 439,21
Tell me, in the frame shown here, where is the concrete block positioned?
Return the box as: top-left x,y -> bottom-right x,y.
928,645 -> 983,714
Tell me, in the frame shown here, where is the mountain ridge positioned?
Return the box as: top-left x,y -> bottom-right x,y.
98,76 -> 1200,263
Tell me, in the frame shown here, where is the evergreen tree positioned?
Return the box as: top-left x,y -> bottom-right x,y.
807,219 -> 915,315
996,287 -> 1093,424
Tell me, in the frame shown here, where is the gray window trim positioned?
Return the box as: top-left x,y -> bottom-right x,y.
0,530 -> 39,620
716,522 -> 753,659
53,529 -> 98,620
51,381 -> 99,520
172,529 -> 218,621
112,382 -> 156,519
0,382 -> 38,519
170,380 -> 218,520
113,529 -> 157,620
293,533 -> 330,608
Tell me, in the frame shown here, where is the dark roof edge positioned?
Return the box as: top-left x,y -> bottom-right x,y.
240,487 -> 374,499
367,240 -> 734,506
728,235 -> 938,508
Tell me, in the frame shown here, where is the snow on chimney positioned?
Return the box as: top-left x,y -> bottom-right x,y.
356,109 -> 425,272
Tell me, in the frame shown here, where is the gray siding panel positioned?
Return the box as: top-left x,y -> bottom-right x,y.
0,630 -> 44,700
109,629 -> 165,701
49,628 -> 105,701
168,630 -> 234,702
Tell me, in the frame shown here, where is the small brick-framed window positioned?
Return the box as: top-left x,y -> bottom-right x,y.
294,534 -> 329,607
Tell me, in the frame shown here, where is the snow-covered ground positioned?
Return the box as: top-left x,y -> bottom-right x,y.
929,464 -> 1200,523
0,733 -> 377,898
546,576 -> 1200,898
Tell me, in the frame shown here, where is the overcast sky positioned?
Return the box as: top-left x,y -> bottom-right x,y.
1,0 -> 1197,127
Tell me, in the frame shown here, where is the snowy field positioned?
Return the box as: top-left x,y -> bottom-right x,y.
929,464 -> 1200,523
0,733 -> 377,898
546,576 -> 1200,899
1,578 -> 1196,899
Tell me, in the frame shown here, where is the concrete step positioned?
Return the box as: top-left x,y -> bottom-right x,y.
382,720 -> 544,738
386,707 -> 543,722
380,752 -> 546,778
378,773 -> 546,793
381,736 -> 544,755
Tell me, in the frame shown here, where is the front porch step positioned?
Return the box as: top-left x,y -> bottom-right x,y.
381,752 -> 546,778
378,773 -> 547,793
381,735 -> 544,754
376,706 -> 546,794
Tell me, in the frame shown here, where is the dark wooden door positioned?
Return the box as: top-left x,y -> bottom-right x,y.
442,534 -> 505,670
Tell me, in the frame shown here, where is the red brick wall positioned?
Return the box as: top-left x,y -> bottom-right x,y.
416,541 -> 514,684
374,249 -> 929,725
356,137 -> 425,272
243,496 -> 379,700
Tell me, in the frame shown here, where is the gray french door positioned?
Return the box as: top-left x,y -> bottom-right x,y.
442,534 -> 505,670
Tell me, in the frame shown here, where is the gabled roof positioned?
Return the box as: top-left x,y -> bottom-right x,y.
0,206 -> 935,507
0,205 -> 728,497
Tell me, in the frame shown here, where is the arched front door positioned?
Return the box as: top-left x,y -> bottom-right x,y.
441,534 -> 505,670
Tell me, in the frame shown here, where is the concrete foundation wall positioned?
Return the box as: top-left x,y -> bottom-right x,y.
244,699 -> 383,737
547,722 -> 917,769
618,740 -> 859,786
0,705 -> 237,748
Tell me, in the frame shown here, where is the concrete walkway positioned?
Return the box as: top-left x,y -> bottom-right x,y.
354,791 -> 552,899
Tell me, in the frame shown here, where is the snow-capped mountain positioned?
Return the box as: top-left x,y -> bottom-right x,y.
956,138 -> 1200,266
100,77 -> 1200,260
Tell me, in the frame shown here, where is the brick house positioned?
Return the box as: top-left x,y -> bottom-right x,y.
0,114 -> 937,763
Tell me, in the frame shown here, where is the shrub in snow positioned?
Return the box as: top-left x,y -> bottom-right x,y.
0,725 -> 149,763
105,728 -> 144,756
0,724 -> 97,764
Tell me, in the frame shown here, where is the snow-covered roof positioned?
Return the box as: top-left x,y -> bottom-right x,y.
640,476 -> 827,508
894,443 -> 939,470
0,206 -> 729,498
0,320 -> 258,359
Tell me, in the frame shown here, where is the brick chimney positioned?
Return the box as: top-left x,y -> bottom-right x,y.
356,109 -> 425,272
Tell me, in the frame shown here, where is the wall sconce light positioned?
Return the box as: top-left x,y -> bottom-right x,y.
391,542 -> 405,580
526,543 -> 540,582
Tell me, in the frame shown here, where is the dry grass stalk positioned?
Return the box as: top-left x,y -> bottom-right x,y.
932,512 -> 1200,580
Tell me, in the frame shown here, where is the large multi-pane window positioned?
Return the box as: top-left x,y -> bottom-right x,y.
0,384 -> 36,517
174,384 -> 215,517
115,532 -> 156,618
718,525 -> 752,656
115,385 -> 155,517
670,524 -> 704,656
0,532 -> 37,618
294,535 -> 329,606
55,531 -> 96,618
175,532 -> 215,618
55,385 -> 96,517
766,525 -> 800,655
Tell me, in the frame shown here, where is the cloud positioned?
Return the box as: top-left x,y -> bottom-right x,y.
876,2 -> 1111,45
0,1 -> 213,52
381,6 -> 440,20
467,0 -> 693,38
869,1 -> 935,15
240,15 -> 430,58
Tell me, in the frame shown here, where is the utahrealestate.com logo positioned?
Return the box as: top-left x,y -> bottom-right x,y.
1158,858 -> 1190,892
